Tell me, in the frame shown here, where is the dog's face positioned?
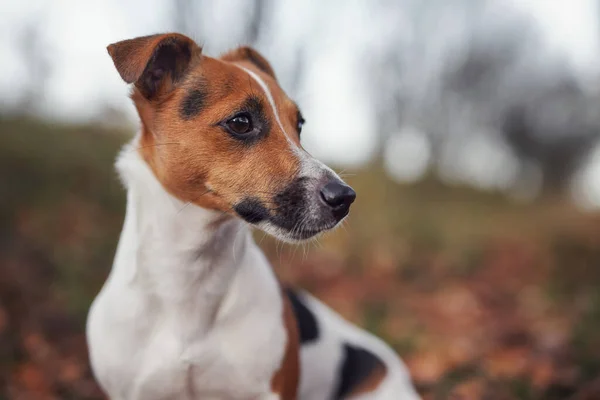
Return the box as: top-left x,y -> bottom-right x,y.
108,33 -> 355,241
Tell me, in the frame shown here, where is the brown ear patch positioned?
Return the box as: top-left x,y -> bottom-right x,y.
107,33 -> 201,99
221,46 -> 276,79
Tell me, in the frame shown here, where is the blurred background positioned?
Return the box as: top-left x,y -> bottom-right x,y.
2,0 -> 600,399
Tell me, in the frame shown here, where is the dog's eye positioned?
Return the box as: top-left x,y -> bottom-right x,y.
297,112 -> 305,135
226,114 -> 253,135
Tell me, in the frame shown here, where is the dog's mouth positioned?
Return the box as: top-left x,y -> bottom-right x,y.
233,176 -> 354,243
278,220 -> 341,242
292,225 -> 331,240
233,198 -> 344,242
256,218 -> 342,243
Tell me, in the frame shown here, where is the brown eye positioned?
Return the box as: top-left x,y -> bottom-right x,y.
226,114 -> 253,135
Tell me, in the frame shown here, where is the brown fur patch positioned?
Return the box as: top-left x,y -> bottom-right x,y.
107,33 -> 305,216
271,287 -> 300,399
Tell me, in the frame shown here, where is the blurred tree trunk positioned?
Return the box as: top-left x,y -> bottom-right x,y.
17,19 -> 51,115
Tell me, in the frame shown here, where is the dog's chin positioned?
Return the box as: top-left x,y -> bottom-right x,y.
256,219 -> 343,244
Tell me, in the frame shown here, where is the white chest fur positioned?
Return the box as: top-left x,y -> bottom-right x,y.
86,142 -> 287,400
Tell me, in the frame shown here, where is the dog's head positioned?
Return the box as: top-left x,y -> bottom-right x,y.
108,33 -> 355,242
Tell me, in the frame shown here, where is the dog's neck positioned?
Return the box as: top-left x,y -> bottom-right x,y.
111,137 -> 254,338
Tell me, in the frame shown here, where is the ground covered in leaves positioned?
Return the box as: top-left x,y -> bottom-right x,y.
1,117 -> 599,399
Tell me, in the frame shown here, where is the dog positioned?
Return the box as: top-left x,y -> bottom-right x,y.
86,32 -> 420,400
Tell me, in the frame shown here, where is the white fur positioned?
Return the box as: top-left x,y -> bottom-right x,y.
87,69 -> 420,399
86,136 -> 420,399
87,138 -> 288,400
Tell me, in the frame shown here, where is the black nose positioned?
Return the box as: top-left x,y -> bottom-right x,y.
320,181 -> 356,216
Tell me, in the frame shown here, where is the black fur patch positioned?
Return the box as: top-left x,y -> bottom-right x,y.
234,197 -> 270,224
284,288 -> 319,343
180,83 -> 208,119
334,343 -> 385,399
139,37 -> 192,99
272,177 -> 308,231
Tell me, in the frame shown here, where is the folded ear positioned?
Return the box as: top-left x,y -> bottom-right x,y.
221,46 -> 276,80
107,33 -> 201,99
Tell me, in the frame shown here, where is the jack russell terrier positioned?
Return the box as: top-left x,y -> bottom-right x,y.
87,32 -> 420,400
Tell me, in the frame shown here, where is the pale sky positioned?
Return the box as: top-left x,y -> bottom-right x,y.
1,0 -> 599,207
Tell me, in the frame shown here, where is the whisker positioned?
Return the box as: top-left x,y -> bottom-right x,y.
276,236 -> 282,260
315,237 -> 323,249
258,231 -> 268,246
218,205 -> 236,219
177,189 -> 212,214
341,220 -> 349,233
177,202 -> 192,214
279,240 -> 285,265
291,242 -> 299,262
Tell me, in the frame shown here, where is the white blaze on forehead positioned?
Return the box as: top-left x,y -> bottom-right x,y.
237,66 -> 296,146
236,65 -> 341,180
